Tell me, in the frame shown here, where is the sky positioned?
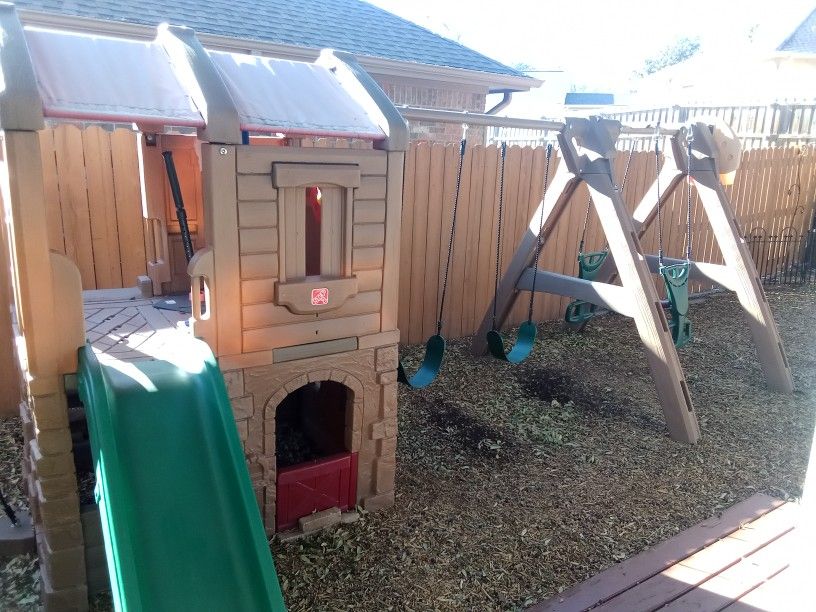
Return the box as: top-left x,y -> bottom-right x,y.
367,0 -> 814,112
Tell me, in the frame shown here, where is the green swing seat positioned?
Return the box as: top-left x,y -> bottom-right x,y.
397,333 -> 446,389
564,250 -> 608,324
486,320 -> 537,363
660,263 -> 693,348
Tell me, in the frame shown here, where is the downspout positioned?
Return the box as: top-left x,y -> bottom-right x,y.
486,90 -> 513,115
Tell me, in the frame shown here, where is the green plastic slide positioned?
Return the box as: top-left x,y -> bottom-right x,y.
77,341 -> 286,612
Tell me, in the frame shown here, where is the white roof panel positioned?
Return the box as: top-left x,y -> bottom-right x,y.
24,28 -> 203,127
209,51 -> 385,139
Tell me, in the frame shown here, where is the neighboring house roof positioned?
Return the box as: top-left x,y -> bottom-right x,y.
564,92 -> 614,106
777,7 -> 816,54
12,0 -> 530,87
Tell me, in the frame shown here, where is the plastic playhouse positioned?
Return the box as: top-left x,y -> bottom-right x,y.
0,3 -> 406,608
0,2 -> 798,609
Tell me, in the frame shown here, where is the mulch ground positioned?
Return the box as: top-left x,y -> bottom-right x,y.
3,285 -> 815,611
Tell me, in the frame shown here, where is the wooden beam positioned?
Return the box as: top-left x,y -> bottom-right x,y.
470,161 -> 580,355
516,268 -> 637,318
587,137 -> 686,287
574,119 -> 699,443
201,144 -> 241,356
688,125 -> 793,393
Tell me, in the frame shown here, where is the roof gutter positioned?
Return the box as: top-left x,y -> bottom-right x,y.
486,90 -> 513,115
19,9 -> 541,92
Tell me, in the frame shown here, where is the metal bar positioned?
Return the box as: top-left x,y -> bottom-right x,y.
397,106 -> 564,130
396,105 -> 682,135
643,255 -> 738,292
161,151 -> 195,263
516,268 -> 637,318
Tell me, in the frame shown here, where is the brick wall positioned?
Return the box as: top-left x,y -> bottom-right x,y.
375,78 -> 487,143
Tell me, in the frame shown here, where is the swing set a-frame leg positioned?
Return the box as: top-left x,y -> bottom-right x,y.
687,125 -> 793,393
473,118 -> 700,443
582,161 -> 699,443
584,123 -> 793,394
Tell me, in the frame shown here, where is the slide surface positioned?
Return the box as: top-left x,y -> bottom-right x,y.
77,341 -> 286,612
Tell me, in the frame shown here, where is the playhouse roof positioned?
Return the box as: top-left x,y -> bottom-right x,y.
13,0 -> 524,80
19,26 -> 387,139
25,28 -> 203,127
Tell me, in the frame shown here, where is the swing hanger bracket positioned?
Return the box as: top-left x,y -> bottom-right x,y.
559,117 -> 621,176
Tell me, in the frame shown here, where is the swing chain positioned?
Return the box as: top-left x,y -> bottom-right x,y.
528,143 -> 553,322
578,194 -> 592,255
685,139 -> 693,262
579,139 -> 635,256
492,142 -> 507,330
655,125 -> 664,266
618,138 -> 637,192
437,128 -> 468,334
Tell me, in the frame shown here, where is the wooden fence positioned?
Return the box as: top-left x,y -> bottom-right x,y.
397,142 -> 816,344
29,126 -> 816,345
39,125 -> 147,290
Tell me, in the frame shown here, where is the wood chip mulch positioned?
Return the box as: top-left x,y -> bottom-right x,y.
2,286 -> 815,611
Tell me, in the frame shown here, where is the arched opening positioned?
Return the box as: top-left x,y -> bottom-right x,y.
275,381 -> 348,468
274,380 -> 358,531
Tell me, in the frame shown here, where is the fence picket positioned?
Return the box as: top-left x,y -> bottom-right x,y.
421,143 -> 445,341
53,124 -> 96,289
83,126 -> 123,289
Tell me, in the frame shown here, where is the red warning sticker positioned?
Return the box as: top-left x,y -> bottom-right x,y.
311,287 -> 329,306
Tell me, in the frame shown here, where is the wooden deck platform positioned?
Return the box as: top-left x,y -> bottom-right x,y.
83,288 -> 192,362
533,494 -> 807,612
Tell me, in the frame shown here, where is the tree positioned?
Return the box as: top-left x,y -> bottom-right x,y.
640,37 -> 701,76
513,62 -> 535,74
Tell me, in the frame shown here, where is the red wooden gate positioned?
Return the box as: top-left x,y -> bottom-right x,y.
276,452 -> 358,530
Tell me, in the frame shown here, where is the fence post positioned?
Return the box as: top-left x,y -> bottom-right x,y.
768,103 -> 793,146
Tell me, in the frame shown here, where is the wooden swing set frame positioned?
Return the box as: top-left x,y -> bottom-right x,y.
470,116 -> 793,444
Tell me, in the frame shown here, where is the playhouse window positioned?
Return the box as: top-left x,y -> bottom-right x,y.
305,187 -> 322,276
272,162 -> 359,283
286,184 -> 344,280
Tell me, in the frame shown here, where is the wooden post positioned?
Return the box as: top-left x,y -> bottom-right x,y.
688,123 -> 794,392
201,144 -> 241,357
574,120 -> 699,443
0,202 -> 19,416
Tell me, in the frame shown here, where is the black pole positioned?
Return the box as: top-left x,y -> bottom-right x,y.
0,488 -> 18,526
162,151 -> 195,264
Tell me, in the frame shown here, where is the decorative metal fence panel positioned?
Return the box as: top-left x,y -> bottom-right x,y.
746,228 -> 816,285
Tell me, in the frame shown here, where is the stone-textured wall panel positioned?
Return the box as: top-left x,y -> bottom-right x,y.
230,347 -> 397,532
